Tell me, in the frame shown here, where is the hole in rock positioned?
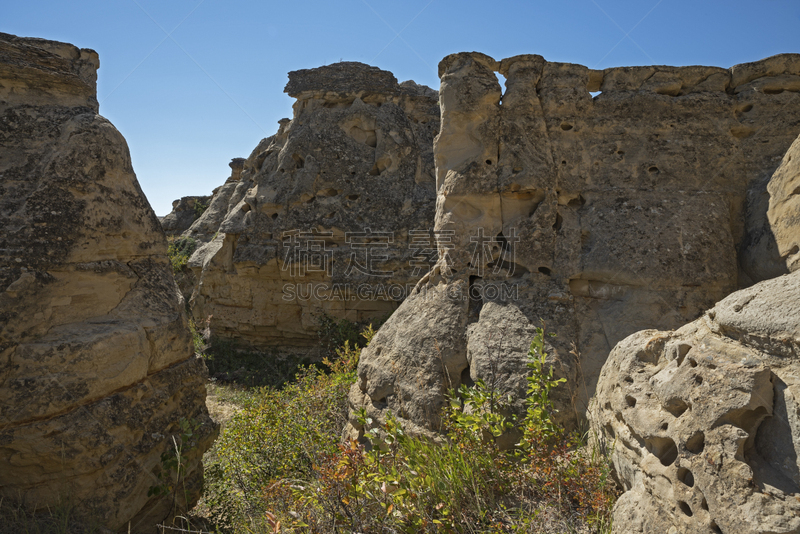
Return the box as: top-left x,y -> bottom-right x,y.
648,166 -> 660,174
616,150 -> 625,156
624,376 -> 634,384
279,168 -> 285,173
567,195 -> 586,207
645,436 -> 678,466
553,213 -> 563,231
739,103 -> 753,113
700,497 -> 708,511
695,375 -> 703,385
351,171 -> 356,175
764,88 -> 785,95
677,467 -> 695,487
485,159 -> 493,165
688,358 -> 698,368
661,422 -> 669,430
538,266 -> 552,276
560,122 -> 574,131
271,213 -> 279,220
460,365 -> 474,388
674,343 -> 692,366
604,423 -> 616,439
625,395 -> 637,408
686,431 -> 705,454
678,501 -> 693,517
604,402 -> 612,411
710,521 -> 722,533
348,194 -> 360,201
292,153 -> 305,168
305,196 -> 316,204
561,160 -> 567,165
664,398 -> 689,418
241,203 -> 251,213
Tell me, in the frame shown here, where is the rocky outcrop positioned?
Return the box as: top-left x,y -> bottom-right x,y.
0,33 -> 217,532
767,134 -> 800,273
348,52 -> 800,438
161,195 -> 211,237
591,270 -> 800,534
185,62 -> 439,348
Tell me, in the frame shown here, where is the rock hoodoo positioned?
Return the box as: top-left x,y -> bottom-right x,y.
180,62 -> 440,349
347,52 -> 800,438
0,33 -> 217,532
591,269 -> 800,533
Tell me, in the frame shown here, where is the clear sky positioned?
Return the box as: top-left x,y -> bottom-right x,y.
5,0 -> 800,215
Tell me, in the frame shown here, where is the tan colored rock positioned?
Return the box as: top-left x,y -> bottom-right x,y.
0,33 -> 217,532
591,270 -> 800,534
348,51 -> 800,439
767,133 -> 800,272
185,62 -> 440,348
161,195 -> 211,237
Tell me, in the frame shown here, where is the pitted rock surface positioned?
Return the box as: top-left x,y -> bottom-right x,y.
348,51 -> 800,439
591,270 -> 800,534
183,62 -> 439,348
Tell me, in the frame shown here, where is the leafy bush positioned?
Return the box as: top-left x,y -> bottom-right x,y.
167,236 -> 198,273
194,199 -> 209,219
197,324 -> 618,533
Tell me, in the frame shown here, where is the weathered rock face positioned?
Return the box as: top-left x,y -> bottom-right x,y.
767,133 -> 800,273
0,33 -> 217,532
186,63 -> 439,348
591,270 -> 800,534
348,52 -> 800,438
161,194 -> 211,237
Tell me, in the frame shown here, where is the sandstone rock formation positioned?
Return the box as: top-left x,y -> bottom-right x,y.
591,269 -> 800,533
348,52 -> 800,438
183,63 -> 439,348
161,194 -> 211,237
767,133 -> 800,273
0,33 -> 217,532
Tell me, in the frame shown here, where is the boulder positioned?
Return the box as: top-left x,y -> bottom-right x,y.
0,33 -> 217,532
591,270 -> 800,533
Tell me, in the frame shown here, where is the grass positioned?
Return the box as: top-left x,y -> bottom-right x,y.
0,497 -> 105,534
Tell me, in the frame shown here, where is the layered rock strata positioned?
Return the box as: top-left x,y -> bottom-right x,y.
0,33 -> 217,532
348,52 -> 800,437
591,270 -> 800,533
185,63 -> 439,348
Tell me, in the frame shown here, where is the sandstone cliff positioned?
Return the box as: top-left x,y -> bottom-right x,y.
0,33 -> 217,532
348,52 -> 800,438
181,63 -> 439,348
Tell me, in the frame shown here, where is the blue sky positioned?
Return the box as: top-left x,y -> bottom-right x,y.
5,0 -> 800,215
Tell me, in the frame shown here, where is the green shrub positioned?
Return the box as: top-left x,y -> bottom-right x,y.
194,199 -> 209,219
167,236 -> 197,273
196,324 -> 618,533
